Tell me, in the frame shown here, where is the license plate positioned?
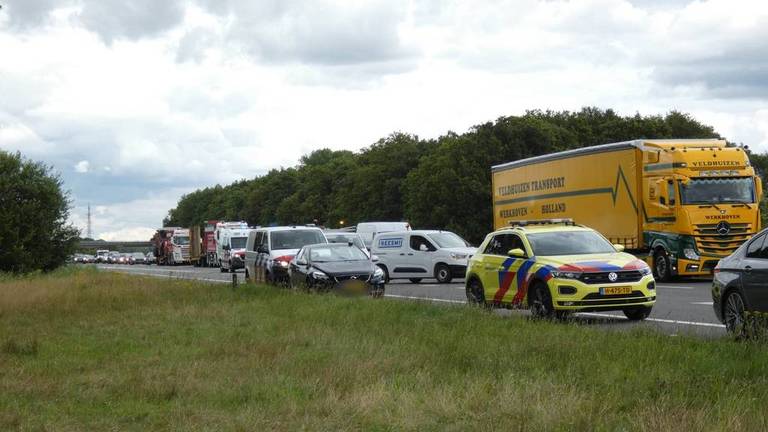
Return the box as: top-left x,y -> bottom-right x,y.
341,280 -> 367,295
600,286 -> 632,295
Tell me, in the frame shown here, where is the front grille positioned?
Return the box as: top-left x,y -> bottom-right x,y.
579,271 -> 643,284
694,223 -> 754,257
558,291 -> 655,307
334,274 -> 371,283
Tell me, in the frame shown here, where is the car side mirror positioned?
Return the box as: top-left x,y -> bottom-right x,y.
257,246 -> 268,253
507,248 -> 526,258
371,255 -> 379,263
295,259 -> 307,266
613,244 -> 625,252
419,244 -> 429,252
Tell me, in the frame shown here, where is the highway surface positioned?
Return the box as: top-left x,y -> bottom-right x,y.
97,264 -> 725,338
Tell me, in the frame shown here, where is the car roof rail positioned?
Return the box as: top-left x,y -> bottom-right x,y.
508,218 -> 577,227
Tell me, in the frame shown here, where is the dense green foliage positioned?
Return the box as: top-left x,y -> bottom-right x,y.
3,269 -> 768,430
166,107 -> 762,243
0,151 -> 79,273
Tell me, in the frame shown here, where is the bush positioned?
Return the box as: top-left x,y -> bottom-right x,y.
0,151 -> 79,273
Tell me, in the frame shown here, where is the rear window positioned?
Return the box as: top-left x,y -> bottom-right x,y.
270,230 -> 326,250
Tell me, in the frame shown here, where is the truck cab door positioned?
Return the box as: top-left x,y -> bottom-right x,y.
645,177 -> 676,223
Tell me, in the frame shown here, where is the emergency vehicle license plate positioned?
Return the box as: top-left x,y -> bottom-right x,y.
600,286 -> 632,295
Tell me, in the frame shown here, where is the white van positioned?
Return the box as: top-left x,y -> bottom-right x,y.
371,230 -> 476,283
219,227 -> 253,273
245,226 -> 327,284
356,222 -> 411,249
215,221 -> 249,270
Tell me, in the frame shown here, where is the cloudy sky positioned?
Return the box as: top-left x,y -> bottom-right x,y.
1,0 -> 767,240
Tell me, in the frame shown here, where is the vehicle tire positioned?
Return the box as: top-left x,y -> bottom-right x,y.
409,278 -> 422,284
435,264 -> 453,284
623,306 -> 653,321
723,290 -> 747,336
466,277 -> 486,307
376,264 -> 390,283
245,269 -> 250,282
528,281 -> 555,319
228,261 -> 235,273
219,260 -> 226,273
653,249 -> 672,282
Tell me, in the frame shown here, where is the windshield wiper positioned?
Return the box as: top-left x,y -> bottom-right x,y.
697,203 -> 723,211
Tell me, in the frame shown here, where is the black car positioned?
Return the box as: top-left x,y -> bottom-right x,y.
289,243 -> 385,296
713,228 -> 768,335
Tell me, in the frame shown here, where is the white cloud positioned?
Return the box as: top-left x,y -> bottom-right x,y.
74,160 -> 89,173
2,0 -> 768,239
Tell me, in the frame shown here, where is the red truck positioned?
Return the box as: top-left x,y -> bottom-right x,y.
190,220 -> 219,267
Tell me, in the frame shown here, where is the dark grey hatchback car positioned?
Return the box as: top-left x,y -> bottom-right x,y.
712,228 -> 768,334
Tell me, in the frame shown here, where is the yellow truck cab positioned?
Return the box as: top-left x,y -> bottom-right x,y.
492,139 -> 762,281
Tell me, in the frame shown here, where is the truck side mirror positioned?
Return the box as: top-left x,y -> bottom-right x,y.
757,178 -> 764,200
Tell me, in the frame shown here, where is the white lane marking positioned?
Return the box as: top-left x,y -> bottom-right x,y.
578,312 -> 725,329
656,285 -> 694,290
690,302 -> 714,306
384,294 -> 466,304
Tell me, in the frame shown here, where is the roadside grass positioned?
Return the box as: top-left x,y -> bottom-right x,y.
1,269 -> 768,431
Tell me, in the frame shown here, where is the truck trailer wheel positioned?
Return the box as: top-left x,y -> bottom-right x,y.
653,250 -> 672,282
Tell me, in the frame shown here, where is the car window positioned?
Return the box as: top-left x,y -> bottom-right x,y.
269,230 -> 326,250
410,235 -> 436,252
426,232 -> 468,248
746,234 -> 766,259
484,233 -> 525,256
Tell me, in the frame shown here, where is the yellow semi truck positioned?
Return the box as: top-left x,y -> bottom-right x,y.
492,139 -> 762,281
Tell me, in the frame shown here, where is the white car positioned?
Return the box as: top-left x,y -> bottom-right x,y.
245,226 -> 328,284
371,230 -> 476,283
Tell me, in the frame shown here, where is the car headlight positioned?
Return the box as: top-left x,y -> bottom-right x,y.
311,270 -> 329,280
279,260 -> 289,267
683,248 -> 699,261
450,253 -> 468,260
639,266 -> 652,276
551,271 -> 582,280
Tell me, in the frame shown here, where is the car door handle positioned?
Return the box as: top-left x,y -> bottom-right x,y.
407,253 -> 414,256
745,266 -> 752,273
484,265 -> 496,270
399,253 -> 405,256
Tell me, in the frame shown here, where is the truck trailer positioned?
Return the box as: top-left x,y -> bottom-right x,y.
151,227 -> 191,265
492,139 -> 762,281
189,220 -> 219,267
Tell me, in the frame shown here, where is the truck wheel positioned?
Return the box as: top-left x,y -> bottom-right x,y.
623,306 -> 653,321
409,278 -> 422,284
435,264 -> 452,283
528,281 -> 555,319
653,250 -> 672,282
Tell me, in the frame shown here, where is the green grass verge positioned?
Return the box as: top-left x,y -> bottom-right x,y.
1,268 -> 767,431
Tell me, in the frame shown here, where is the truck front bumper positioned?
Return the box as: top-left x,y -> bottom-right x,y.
674,257 -> 720,277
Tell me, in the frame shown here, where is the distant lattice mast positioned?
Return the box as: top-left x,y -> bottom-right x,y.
87,203 -> 92,239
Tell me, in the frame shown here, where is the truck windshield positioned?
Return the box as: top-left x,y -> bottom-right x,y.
270,230 -> 326,250
679,178 -> 755,205
174,236 -> 190,245
426,232 -> 469,248
230,237 -> 247,249
526,231 -> 616,256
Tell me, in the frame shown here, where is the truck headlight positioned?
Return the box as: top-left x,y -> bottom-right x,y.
311,271 -> 329,280
551,271 -> 582,280
450,253 -> 468,260
683,248 -> 699,261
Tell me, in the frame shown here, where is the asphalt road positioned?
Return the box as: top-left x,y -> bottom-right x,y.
96,264 -> 725,338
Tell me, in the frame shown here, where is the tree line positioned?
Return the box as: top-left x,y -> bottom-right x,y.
164,107 -> 767,244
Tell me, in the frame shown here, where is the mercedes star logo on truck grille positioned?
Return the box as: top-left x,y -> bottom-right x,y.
608,272 -> 618,282
716,221 -> 731,236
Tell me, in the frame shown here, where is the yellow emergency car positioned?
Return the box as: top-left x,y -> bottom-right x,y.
466,219 -> 656,320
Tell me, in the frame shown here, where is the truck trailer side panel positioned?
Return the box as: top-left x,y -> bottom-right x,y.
492,146 -> 643,249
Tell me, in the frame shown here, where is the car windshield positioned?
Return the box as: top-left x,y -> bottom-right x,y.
679,177 -> 755,204
270,230 -> 326,250
174,236 -> 190,245
426,232 -> 468,248
526,231 -> 616,256
309,246 -> 369,262
230,237 -> 247,249
327,234 -> 365,249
